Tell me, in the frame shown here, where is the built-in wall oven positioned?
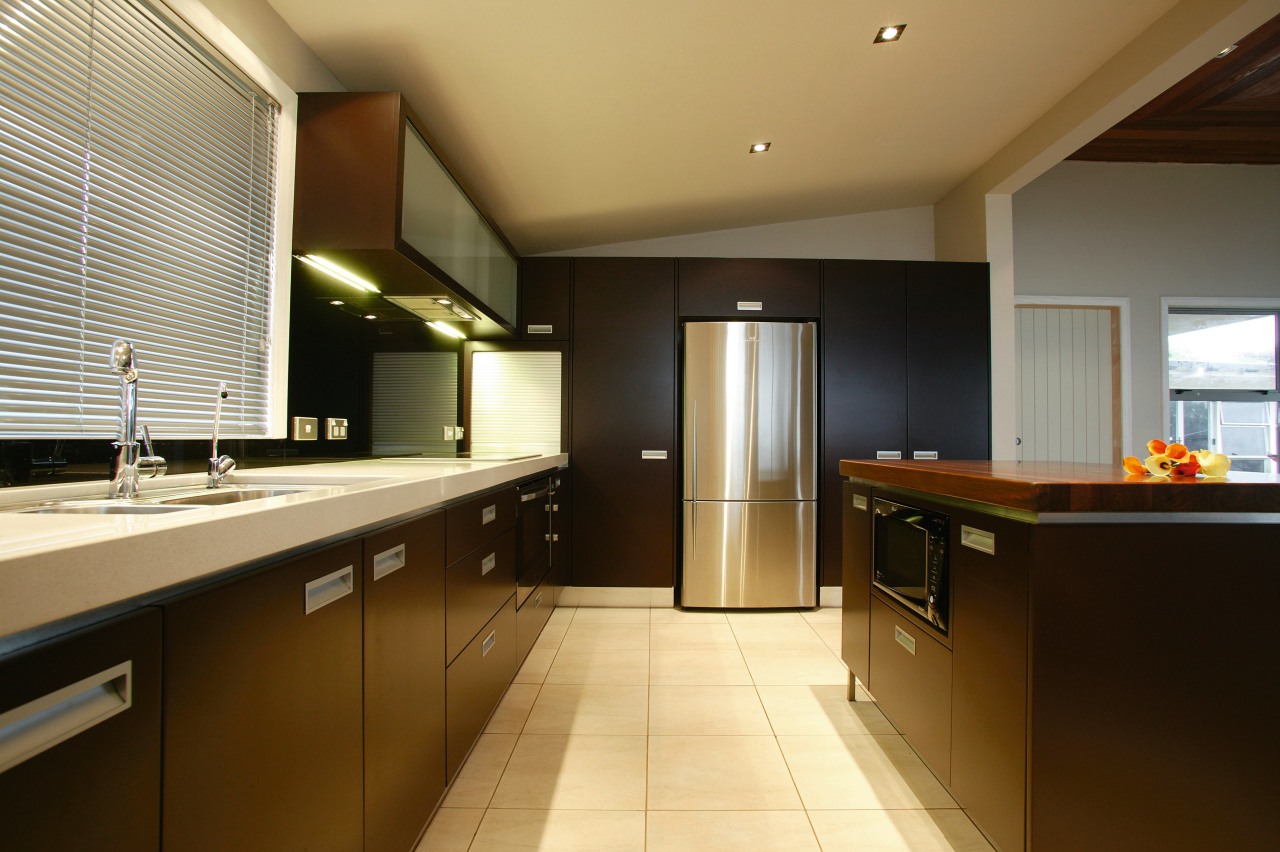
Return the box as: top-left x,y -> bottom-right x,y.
872,497 -> 949,634
516,476 -> 552,608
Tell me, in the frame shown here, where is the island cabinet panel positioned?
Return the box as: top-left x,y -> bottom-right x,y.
162,539 -> 364,852
520,256 -> 571,340
949,510 -> 1029,852
840,479 -> 874,689
446,526 -> 518,663
1027,522 -> 1276,852
868,595 -> 952,784
571,257 -> 677,587
0,608 -> 162,852
362,511 -> 446,852
678,257 -> 820,318
445,597 -> 516,781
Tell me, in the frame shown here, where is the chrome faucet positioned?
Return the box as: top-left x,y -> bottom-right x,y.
108,340 -> 166,498
207,382 -> 236,488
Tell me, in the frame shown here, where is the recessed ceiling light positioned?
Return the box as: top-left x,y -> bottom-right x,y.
1216,44 -> 1238,58
749,142 -> 771,154
874,24 -> 906,43
297,254 -> 380,293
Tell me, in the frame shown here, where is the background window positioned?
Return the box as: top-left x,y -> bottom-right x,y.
1168,309 -> 1278,473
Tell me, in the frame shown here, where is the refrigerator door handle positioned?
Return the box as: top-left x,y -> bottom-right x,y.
690,400 -> 697,499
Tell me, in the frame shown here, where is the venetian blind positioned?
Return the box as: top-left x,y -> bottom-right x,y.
0,0 -> 279,439
370,352 -> 459,456
470,351 -> 562,455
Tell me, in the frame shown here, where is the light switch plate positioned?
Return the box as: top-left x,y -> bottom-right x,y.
326,418 -> 348,440
442,425 -> 456,440
291,416 -> 318,441
455,425 -> 464,440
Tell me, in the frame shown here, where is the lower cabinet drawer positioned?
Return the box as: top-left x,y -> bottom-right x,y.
445,596 -> 517,782
869,595 -> 952,784
445,527 -> 517,664
515,579 -> 554,664
447,486 -> 518,565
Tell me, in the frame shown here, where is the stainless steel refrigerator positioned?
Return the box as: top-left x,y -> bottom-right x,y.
681,321 -> 816,608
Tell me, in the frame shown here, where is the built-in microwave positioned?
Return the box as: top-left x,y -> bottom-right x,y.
872,497 -> 949,634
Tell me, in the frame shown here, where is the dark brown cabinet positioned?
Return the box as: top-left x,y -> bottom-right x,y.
571,257 -> 677,588
520,257 -> 571,339
445,598 -> 516,780
820,259 -> 990,586
839,480 -> 873,690
949,509 -> 1028,852
678,257 -> 820,318
162,540 -> 364,852
550,469 -> 571,602
362,511 -> 447,852
868,595 -> 953,784
0,608 -> 162,852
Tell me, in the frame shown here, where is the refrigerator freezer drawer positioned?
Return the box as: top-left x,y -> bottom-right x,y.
681,500 -> 816,608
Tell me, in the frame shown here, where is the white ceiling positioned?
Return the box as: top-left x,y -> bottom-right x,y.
265,0 -> 1182,254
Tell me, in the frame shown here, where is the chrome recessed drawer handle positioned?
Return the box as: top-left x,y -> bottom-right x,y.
0,661 -> 132,773
482,504 -> 497,524
961,526 -> 996,555
876,450 -> 902,460
481,630 -> 497,657
913,450 -> 939,460
305,565 -> 354,614
894,625 -> 917,656
481,553 -> 496,575
373,543 -> 406,581
852,494 -> 868,511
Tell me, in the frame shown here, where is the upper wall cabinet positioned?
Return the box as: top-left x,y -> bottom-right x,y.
519,257 -> 571,340
294,92 -> 518,338
678,258 -> 820,318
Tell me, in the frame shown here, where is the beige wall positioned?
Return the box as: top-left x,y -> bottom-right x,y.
197,0 -> 343,92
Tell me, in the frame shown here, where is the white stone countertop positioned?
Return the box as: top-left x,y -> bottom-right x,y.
0,454 -> 567,654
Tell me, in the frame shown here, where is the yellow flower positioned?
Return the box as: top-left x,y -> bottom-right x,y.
1144,454 -> 1174,477
1200,453 -> 1232,478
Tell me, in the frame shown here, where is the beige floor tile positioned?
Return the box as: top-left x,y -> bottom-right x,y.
441,733 -> 518,808
730,621 -> 828,650
649,648 -> 752,685
416,807 -> 484,851
725,611 -> 808,626
801,607 -> 843,624
513,647 -> 557,684
522,684 -> 649,735
533,610 -> 574,648
558,622 -> 650,651
647,735 -> 802,810
570,606 -> 652,623
490,734 -> 648,810
807,809 -> 995,851
741,646 -> 848,685
470,809 -> 646,851
650,622 -> 739,650
756,684 -> 897,736
544,648 -> 649,685
812,622 -> 842,650
646,810 -> 821,851
648,685 -> 772,735
777,734 -> 957,810
486,682 -> 542,734
650,608 -> 729,624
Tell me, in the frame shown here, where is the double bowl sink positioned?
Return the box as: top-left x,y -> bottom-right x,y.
3,483 -> 339,515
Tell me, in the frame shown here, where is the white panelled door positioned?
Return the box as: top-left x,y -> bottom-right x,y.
1015,304 -> 1123,464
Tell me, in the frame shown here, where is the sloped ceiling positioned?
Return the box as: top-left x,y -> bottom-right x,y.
266,0 -> 1200,253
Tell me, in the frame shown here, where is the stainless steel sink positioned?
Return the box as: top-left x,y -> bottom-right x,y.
17,502 -> 202,515
156,486 -> 313,506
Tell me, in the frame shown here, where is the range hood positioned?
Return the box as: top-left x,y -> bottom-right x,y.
292,92 -> 519,339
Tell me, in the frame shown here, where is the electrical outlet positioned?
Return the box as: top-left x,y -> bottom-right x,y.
291,416 -> 318,441
442,425 -> 456,441
455,425 -> 464,440
326,418 -> 348,440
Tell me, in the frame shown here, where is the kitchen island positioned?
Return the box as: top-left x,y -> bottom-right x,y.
840,459 -> 1279,852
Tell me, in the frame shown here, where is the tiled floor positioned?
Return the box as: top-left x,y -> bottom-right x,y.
418,607 -> 994,851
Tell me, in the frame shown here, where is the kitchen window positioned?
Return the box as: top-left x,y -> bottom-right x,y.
0,0 -> 296,440
1166,305 -> 1279,473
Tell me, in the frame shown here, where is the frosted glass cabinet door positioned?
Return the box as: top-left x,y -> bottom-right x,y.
400,124 -> 517,325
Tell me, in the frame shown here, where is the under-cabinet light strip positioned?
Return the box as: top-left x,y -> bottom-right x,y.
297,254 -> 380,293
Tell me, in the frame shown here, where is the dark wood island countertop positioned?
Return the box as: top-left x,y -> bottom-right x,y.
839,458 -> 1280,514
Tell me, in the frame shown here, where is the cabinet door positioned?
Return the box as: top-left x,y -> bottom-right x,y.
678,258 -> 820,318
840,480 -> 873,688
520,257 -> 571,339
0,609 -> 162,852
905,261 -> 990,460
363,512 -> 446,852
571,257 -> 676,588
162,540 -> 364,852
868,596 -> 952,784
820,260 -> 907,586
949,510 -> 1028,852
